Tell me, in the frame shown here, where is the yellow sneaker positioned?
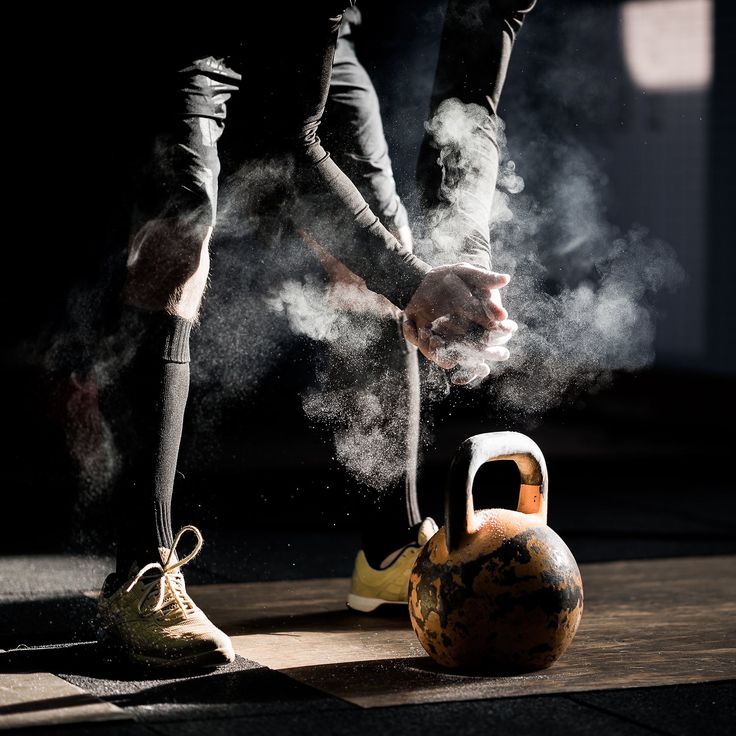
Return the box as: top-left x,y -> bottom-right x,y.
97,526 -> 235,670
347,518 -> 439,612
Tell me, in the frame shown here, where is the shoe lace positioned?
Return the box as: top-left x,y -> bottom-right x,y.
125,525 -> 203,619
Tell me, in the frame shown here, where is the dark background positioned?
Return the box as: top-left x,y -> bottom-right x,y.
3,0 -> 734,572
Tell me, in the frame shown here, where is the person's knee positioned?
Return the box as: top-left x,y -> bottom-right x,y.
126,122 -> 221,316
123,219 -> 212,317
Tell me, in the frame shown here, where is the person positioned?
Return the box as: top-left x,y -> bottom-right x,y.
94,1 -> 529,671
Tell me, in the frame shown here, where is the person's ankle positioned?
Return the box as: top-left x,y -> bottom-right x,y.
361,521 -> 422,569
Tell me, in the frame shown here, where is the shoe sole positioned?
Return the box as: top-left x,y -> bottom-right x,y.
98,629 -> 235,671
346,593 -> 407,613
130,645 -> 235,671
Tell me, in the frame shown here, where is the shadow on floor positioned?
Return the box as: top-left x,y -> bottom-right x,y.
0,595 -> 97,650
223,605 -> 409,637
0,654 -> 349,723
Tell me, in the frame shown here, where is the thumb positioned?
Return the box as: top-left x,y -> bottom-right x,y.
402,319 -> 419,346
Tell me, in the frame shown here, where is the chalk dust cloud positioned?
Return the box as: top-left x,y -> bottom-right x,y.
413,98 -> 683,414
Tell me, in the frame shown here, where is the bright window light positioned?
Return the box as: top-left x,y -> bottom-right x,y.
621,0 -> 712,92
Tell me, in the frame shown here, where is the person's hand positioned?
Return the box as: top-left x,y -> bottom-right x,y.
403,263 -> 517,384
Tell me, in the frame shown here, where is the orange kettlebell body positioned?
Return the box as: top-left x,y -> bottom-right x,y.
408,432 -> 584,672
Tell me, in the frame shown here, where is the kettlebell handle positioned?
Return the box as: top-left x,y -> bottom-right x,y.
445,432 -> 548,552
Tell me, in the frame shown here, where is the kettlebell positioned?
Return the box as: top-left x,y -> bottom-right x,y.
408,431 -> 583,672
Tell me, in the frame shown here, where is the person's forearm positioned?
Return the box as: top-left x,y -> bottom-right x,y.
338,149 -> 410,236
272,8 -> 429,308
429,106 -> 500,272
419,0 -> 537,271
327,31 -> 410,236
293,143 -> 430,308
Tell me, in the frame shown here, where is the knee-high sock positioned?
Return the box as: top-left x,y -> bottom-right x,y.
103,308 -> 192,576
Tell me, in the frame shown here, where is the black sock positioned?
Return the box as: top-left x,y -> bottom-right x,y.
360,476 -> 423,569
103,308 -> 192,577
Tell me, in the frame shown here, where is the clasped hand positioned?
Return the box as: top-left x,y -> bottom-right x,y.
403,263 -> 517,385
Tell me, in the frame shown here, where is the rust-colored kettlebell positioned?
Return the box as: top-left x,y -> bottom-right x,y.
408,432 -> 583,672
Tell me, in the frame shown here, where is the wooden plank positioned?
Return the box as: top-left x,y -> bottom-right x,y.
190,577 -> 422,668
191,555 -> 736,708
0,672 -> 130,731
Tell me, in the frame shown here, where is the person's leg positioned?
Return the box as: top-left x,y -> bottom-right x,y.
97,56 -> 239,668
108,57 -> 239,576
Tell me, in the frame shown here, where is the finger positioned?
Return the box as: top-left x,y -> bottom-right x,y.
458,299 -> 496,331
451,361 -> 491,385
456,284 -> 510,328
482,321 -> 518,347
481,295 -> 508,322
467,361 -> 492,386
425,332 -> 459,369
411,325 -> 439,363
450,366 -> 478,385
428,315 -> 470,342
429,344 -> 460,370
484,319 -> 518,338
456,265 -> 511,293
480,287 -> 508,322
423,318 -> 513,363
431,317 -> 515,343
406,320 -> 459,368
475,362 -> 492,380
497,318 -> 518,333
414,338 -> 438,365
402,319 -> 420,347
485,332 -> 514,347
481,346 -> 510,362
425,326 -> 489,362
442,274 -> 503,328
429,334 -> 445,354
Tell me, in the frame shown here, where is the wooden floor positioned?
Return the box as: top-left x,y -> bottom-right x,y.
1,555 -> 734,728
0,672 -> 130,731
193,555 -> 736,707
